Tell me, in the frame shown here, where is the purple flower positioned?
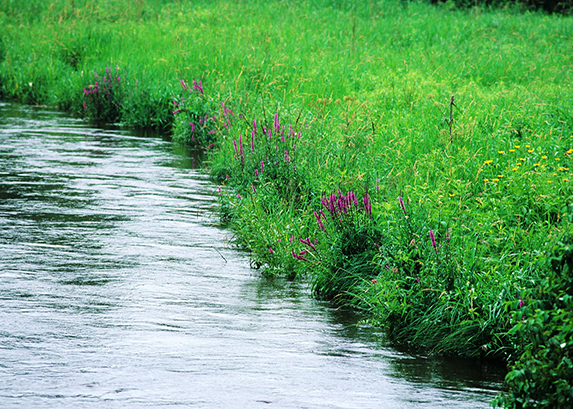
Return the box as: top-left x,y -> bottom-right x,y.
284,150 -> 290,163
274,112 -> 280,133
255,169 -> 259,178
251,129 -> 255,152
429,230 -> 437,249
269,248 -> 275,254
189,122 -> 195,132
260,161 -> 264,172
180,79 -> 187,90
252,184 -> 256,193
519,297 -> 525,308
253,119 -> 257,134
314,211 -> 325,231
173,109 -> 181,115
208,130 -> 216,134
233,140 -> 238,154
237,194 -> 241,200
399,196 -> 406,212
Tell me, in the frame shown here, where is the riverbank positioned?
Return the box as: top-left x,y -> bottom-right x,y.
1,0 -> 572,406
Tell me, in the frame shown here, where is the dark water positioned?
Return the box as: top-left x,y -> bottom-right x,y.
0,102 -> 505,408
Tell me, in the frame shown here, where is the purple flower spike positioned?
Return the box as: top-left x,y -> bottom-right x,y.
314,211 -> 325,231
519,297 -> 525,308
399,196 -> 406,212
255,169 -> 259,178
269,248 -> 275,254
274,112 -> 280,133
232,140 -> 238,154
429,230 -> 437,249
180,79 -> 187,90
260,161 -> 264,172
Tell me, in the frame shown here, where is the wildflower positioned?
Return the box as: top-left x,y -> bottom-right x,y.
519,297 -> 525,308
376,179 -> 380,191
555,158 -> 560,161
541,155 -> 547,159
398,196 -> 406,212
449,193 -> 455,197
255,169 -> 259,178
180,79 -> 187,90
371,279 -> 377,284
484,178 -> 489,182
252,184 -> 256,193
237,194 -> 241,200
497,175 -> 503,178
251,130 -> 255,152
429,230 -> 437,249
284,150 -> 290,162
509,149 -> 515,152
217,186 -> 222,195
173,109 -> 181,115
314,211 -> 325,231
512,168 -> 518,171
415,278 -> 420,283
269,248 -> 275,253
528,150 -> 534,153
567,149 -> 573,154
492,178 -> 499,182
515,145 -> 521,149
208,130 -> 216,134
564,178 -> 569,182
260,161 -> 264,172
291,250 -> 307,261
518,158 -> 525,161
274,112 -> 280,133
525,144 -> 531,148
547,180 -> 552,183
189,122 -> 195,132
534,163 -> 540,167
233,140 -> 238,154
484,160 -> 493,165
498,150 -> 505,154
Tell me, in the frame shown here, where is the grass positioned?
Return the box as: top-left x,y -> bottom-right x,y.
1,0 -> 572,404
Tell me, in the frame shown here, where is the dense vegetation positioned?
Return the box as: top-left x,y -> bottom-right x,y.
1,0 -> 572,406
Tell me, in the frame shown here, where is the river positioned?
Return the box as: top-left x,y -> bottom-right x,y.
0,102 -> 505,408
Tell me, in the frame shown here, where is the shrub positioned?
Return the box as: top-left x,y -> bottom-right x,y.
493,232 -> 573,408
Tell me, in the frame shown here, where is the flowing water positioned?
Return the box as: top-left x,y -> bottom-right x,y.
0,102 -> 505,408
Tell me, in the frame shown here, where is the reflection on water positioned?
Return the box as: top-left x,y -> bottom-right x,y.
0,103 -> 505,408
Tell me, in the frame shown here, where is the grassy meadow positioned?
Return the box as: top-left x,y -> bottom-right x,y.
1,0 -> 572,405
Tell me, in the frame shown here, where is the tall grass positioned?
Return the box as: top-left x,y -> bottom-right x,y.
1,1 -> 573,404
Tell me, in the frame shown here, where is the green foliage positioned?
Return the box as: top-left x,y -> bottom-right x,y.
492,232 -> 573,408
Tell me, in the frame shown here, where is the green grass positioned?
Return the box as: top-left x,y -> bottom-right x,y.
1,0 -> 573,405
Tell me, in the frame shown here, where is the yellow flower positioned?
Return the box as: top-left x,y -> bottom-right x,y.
492,178 -> 499,182
565,168 -> 570,171
516,162 -> 522,166
559,167 -> 564,171
555,158 -> 560,161
547,180 -> 552,183
527,149 -> 534,153
512,168 -> 518,171
509,149 -> 515,152
534,163 -> 540,166
541,155 -> 547,159
565,178 -> 569,182
498,150 -> 505,154
484,178 -> 489,182
484,160 -> 493,165
497,175 -> 503,178
525,144 -> 531,148
515,145 -> 521,149
519,158 -> 525,161
567,149 -> 573,154
553,173 -> 557,176
449,193 -> 456,197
